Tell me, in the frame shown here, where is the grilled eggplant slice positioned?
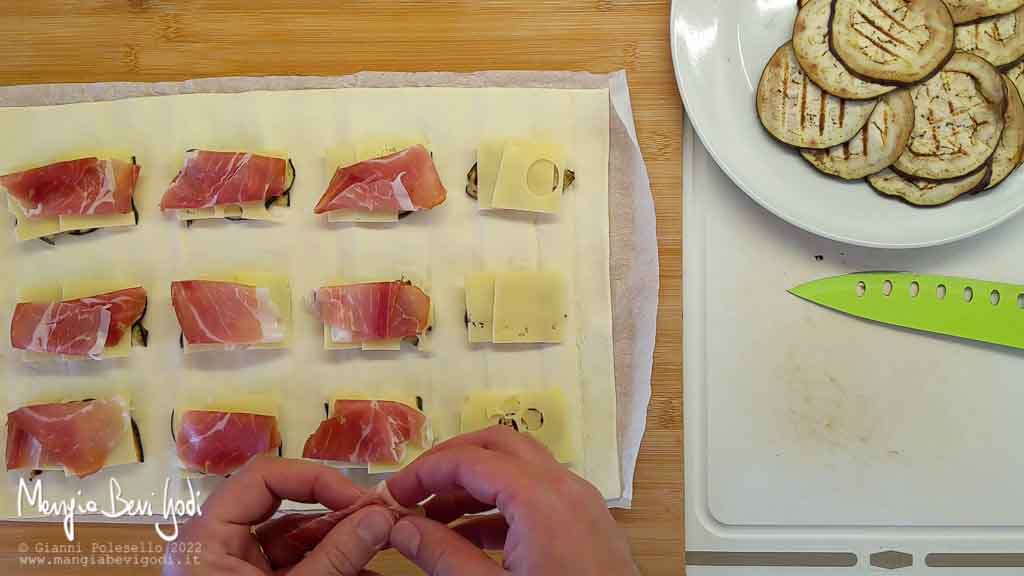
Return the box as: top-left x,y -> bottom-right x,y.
794,0 -> 896,99
893,52 -> 1006,179
869,165 -> 992,204
802,90 -> 915,179
944,0 -> 1024,24
831,0 -> 955,85
986,75 -> 1024,187
1008,57 -> 1024,95
955,6 -> 1024,66
757,42 -> 878,148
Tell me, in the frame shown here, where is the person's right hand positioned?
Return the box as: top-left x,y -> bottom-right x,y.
385,425 -> 638,575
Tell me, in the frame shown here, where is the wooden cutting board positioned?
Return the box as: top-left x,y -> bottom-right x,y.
0,1 -> 682,574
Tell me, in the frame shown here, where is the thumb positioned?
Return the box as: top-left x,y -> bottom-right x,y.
289,506 -> 394,576
390,516 -> 506,576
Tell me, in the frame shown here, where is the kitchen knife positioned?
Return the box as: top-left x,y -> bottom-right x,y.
789,272 -> 1024,350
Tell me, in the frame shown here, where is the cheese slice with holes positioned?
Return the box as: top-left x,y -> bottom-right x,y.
461,389 -> 577,462
480,140 -> 566,213
323,137 -> 428,222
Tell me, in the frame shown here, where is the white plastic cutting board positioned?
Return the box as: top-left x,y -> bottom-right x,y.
684,120 -> 1024,573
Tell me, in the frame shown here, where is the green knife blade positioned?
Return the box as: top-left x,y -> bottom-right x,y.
789,272 -> 1024,350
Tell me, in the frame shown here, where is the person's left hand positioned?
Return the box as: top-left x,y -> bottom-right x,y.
163,455 -> 395,575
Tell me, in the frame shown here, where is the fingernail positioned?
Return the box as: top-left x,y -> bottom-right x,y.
357,508 -> 393,548
391,520 -> 421,556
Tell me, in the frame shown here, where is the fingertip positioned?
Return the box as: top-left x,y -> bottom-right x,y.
354,506 -> 394,549
390,518 -> 421,557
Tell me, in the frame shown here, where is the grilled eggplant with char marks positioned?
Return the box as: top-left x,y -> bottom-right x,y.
802,90 -> 915,179
869,164 -> 992,204
954,5 -> 1024,67
893,52 -> 1006,178
758,42 -> 878,148
831,0 -> 955,85
986,74 -> 1024,187
1004,57 -> 1024,104
794,0 -> 897,99
943,0 -> 1024,24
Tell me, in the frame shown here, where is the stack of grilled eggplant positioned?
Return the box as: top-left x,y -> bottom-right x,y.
757,0 -> 1024,206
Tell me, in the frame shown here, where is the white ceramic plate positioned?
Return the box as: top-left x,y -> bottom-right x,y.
670,0 -> 1024,249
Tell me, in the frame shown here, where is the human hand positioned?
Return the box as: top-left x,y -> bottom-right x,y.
385,425 -> 638,575
164,456 -> 394,575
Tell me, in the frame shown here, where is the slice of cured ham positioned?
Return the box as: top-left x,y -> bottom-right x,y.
171,280 -> 284,348
316,282 -> 430,344
176,410 -> 282,475
10,287 -> 147,359
303,400 -> 428,465
5,397 -> 131,477
254,481 -> 419,564
159,151 -> 288,210
313,145 -> 447,215
1,157 -> 139,219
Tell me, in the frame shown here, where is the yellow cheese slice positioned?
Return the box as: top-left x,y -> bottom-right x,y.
465,273 -> 496,343
60,210 -> 137,233
476,140 -> 506,210
355,137 -> 429,164
327,210 -> 399,223
182,274 -> 290,353
461,389 -> 577,463
7,195 -> 60,241
490,140 -> 566,214
491,272 -> 566,344
362,339 -> 403,351
175,202 -> 279,222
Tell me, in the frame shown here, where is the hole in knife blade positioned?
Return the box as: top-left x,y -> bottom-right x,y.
909,281 -> 920,298
856,281 -> 866,297
991,290 -> 1000,306
882,280 -> 893,297
964,287 -> 974,303
937,284 -> 947,300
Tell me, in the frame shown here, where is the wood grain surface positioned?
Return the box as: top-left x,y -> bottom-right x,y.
0,1 -> 683,574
